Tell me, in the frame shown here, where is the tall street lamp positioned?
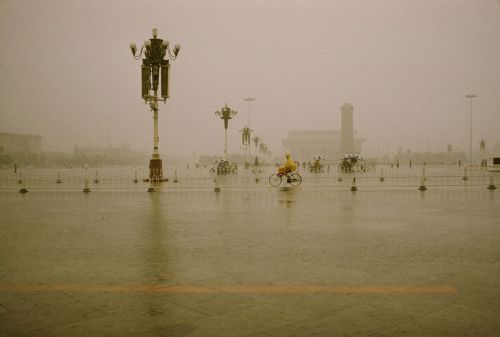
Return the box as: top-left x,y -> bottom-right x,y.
480,139 -> 486,168
252,136 -> 261,165
240,126 -> 252,166
130,28 -> 180,181
215,104 -> 237,160
465,94 -> 477,165
244,97 -> 255,158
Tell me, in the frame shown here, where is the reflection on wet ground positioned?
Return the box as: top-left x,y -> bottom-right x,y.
0,188 -> 499,337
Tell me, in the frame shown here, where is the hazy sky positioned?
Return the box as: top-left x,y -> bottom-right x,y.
1,0 -> 499,158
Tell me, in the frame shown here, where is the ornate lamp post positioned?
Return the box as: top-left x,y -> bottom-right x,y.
252,136 -> 261,151
465,94 -> 477,166
259,142 -> 266,155
252,136 -> 261,165
240,126 -> 252,166
215,104 -> 237,160
480,139 -> 486,168
244,97 -> 255,158
130,28 -> 180,180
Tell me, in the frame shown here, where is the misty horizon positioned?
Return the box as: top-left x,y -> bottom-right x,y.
1,0 -> 499,159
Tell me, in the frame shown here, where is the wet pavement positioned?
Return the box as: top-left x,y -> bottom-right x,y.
0,188 -> 499,336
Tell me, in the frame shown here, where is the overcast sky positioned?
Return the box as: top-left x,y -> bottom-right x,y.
1,0 -> 499,159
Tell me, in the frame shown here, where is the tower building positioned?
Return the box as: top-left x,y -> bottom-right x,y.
340,103 -> 354,154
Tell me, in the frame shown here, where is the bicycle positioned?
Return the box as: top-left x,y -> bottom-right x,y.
269,171 -> 302,187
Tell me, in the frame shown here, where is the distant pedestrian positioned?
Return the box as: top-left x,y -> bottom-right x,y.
14,163 -> 17,174
409,160 -> 412,168
396,160 -> 399,168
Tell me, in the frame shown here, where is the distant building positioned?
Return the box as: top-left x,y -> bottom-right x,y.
71,143 -> 149,166
340,103 -> 354,153
282,130 -> 364,162
73,143 -> 134,156
0,132 -> 42,155
281,103 -> 364,162
283,130 -> 340,161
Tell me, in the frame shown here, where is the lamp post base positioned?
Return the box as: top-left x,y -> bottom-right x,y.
149,158 -> 165,181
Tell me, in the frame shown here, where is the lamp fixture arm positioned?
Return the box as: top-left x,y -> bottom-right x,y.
132,45 -> 145,60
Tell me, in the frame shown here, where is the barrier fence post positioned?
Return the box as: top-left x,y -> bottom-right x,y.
418,167 -> 427,191
83,166 -> 91,192
19,172 -> 28,193
351,176 -> 358,191
462,166 -> 468,181
83,178 -> 91,193
147,173 -> 156,192
487,175 -> 496,190
149,168 -> 161,192
379,168 -> 385,182
56,171 -> 62,184
214,175 -> 221,192
337,168 -> 343,181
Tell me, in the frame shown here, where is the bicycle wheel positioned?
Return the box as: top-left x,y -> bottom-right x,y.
289,173 -> 302,186
269,174 -> 282,187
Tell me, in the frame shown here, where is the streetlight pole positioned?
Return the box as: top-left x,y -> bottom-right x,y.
215,104 -> 237,160
130,28 -> 180,181
465,94 -> 477,166
244,97 -> 255,160
239,126 -> 252,167
252,136 -> 261,166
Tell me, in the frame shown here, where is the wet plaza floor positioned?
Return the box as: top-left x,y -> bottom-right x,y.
0,188 -> 499,337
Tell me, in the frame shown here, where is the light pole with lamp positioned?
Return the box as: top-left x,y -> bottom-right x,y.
244,97 -> 255,161
130,28 -> 180,181
240,126 -> 252,166
215,104 -> 237,160
252,136 -> 261,166
465,94 -> 477,166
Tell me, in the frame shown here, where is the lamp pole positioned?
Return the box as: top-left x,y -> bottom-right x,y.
244,97 -> 255,159
130,28 -> 180,181
465,94 -> 477,166
239,126 -> 252,166
252,136 -> 261,166
215,104 -> 237,160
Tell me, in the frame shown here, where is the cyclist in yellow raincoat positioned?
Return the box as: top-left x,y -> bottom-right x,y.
278,152 -> 297,175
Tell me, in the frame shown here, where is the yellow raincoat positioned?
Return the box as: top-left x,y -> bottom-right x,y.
278,153 -> 297,174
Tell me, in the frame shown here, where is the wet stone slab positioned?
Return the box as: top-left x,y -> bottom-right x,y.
0,188 -> 499,337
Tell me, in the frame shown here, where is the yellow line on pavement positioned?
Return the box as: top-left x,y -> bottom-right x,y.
0,284 -> 457,294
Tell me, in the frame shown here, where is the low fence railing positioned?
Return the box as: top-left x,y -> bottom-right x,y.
0,166 -> 497,192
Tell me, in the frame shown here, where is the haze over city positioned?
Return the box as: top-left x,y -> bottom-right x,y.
1,0 -> 500,159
